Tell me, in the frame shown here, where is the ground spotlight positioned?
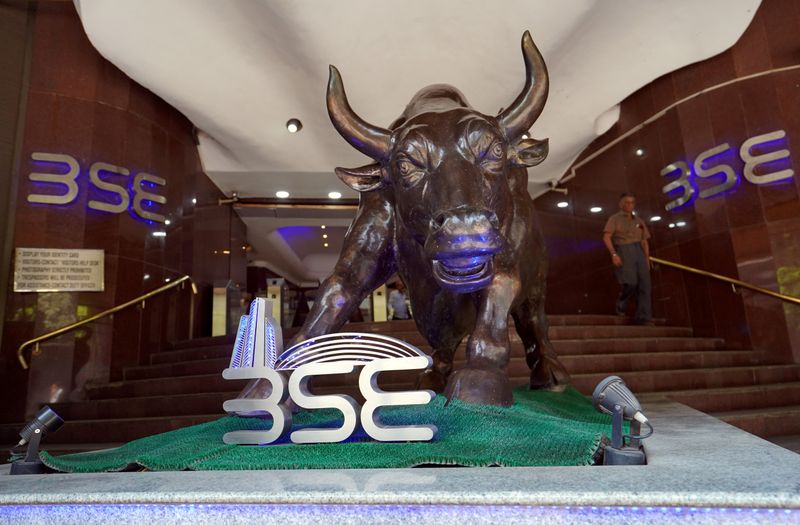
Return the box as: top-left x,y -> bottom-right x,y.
10,406 -> 64,475
592,376 -> 652,465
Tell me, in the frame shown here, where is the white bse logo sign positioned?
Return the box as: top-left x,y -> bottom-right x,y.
222,299 -> 437,445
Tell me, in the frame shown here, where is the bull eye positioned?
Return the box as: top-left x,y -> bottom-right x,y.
396,159 -> 426,188
490,143 -> 504,159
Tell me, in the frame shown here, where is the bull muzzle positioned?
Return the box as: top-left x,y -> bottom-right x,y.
425,208 -> 503,294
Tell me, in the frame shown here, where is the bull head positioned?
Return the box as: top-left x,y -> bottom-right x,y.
328,31 -> 549,293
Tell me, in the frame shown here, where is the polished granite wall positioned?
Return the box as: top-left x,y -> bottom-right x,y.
537,0 -> 800,361
0,2 -> 247,422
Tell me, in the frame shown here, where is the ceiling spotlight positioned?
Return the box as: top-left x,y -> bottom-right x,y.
328,191 -> 342,199
650,216 -> 662,222
324,242 -> 329,247
590,206 -> 603,213
676,221 -> 687,227
143,274 -> 150,280
191,197 -> 197,204
635,148 -> 645,157
592,376 -> 652,465
668,223 -> 676,229
323,234 -> 328,239
165,278 -> 171,283
164,219 -> 171,226
286,118 -> 303,133
152,231 -> 166,237
321,225 -> 326,229
10,406 -> 64,475
556,201 -> 569,209
275,190 -> 290,199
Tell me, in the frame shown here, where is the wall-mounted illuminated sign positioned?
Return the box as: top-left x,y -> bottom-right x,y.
26,152 -> 167,223
661,130 -> 794,211
222,298 -> 437,445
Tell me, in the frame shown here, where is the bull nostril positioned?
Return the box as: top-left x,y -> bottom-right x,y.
432,212 -> 447,230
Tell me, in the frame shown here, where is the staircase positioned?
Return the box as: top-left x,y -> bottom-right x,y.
3,315 -> 800,455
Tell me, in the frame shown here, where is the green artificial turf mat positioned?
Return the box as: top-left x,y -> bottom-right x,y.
41,386 -> 615,473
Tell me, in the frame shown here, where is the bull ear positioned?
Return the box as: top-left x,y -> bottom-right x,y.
509,137 -> 549,168
334,163 -> 386,192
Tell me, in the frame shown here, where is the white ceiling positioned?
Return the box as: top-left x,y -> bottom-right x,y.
74,0 -> 760,283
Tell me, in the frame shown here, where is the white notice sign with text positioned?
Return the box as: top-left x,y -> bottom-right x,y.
14,248 -> 105,292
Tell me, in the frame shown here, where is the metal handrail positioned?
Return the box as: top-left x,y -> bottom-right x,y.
17,275 -> 199,369
650,256 -> 800,307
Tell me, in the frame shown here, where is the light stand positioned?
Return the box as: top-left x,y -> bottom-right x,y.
10,406 -> 63,475
592,376 -> 653,466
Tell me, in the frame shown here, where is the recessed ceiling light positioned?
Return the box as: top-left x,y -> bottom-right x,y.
635,148 -> 645,157
668,223 -> 676,229
143,274 -> 150,280
275,190 -> 290,198
286,118 -> 302,133
328,191 -> 342,199
676,221 -> 687,227
323,234 -> 328,239
152,231 -> 166,237
590,206 -> 603,213
324,242 -> 329,247
650,216 -> 662,222
556,201 -> 569,208
321,225 -> 326,229
191,197 -> 197,204
165,278 -> 171,283
164,219 -> 171,225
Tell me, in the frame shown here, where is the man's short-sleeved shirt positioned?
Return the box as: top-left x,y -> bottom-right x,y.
603,211 -> 651,245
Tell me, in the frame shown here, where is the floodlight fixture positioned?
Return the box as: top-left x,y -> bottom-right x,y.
592,376 -> 653,465
10,406 -> 64,475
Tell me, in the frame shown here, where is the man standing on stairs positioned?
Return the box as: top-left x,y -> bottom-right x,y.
602,192 -> 653,325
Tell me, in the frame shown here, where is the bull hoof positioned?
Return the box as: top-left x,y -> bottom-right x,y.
444,367 -> 513,406
530,356 -> 571,392
415,369 -> 448,393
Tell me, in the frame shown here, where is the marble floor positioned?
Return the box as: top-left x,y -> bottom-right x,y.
1,400 -> 799,524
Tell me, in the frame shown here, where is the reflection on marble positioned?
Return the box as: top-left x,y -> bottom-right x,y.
1,400 -> 799,523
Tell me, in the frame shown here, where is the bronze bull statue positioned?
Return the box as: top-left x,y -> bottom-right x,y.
247,31 -> 570,406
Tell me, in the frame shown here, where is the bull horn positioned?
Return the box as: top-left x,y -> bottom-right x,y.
327,65 -> 392,161
497,31 -> 549,140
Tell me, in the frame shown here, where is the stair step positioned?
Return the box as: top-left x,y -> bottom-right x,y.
386,325 -> 692,343
639,382 -> 800,413
149,335 -> 724,367
711,405 -> 800,438
132,349 -> 760,382
86,374 -> 247,399
0,415 -> 221,445
51,392 -> 241,420
566,365 -> 800,396
342,316 -> 667,333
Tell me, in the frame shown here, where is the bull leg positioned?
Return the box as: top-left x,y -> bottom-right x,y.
512,297 -> 570,391
444,273 -> 517,406
410,285 -> 471,394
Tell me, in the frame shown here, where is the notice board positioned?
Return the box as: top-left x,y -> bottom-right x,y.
14,248 -> 105,292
